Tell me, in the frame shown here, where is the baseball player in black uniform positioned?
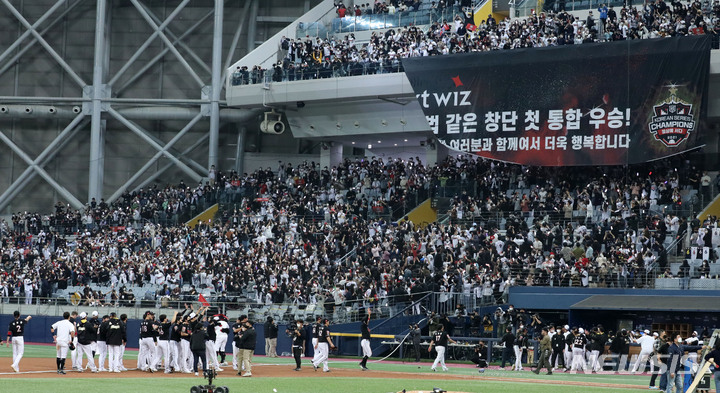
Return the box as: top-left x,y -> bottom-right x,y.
570,327 -> 588,372
97,315 -> 110,371
290,320 -> 305,371
6,311 -> 31,372
169,312 -> 185,373
104,312 -> 126,373
155,313 -> 175,373
69,311 -> 79,371
179,314 -> 194,373
75,312 -> 98,372
205,315 -> 221,371
310,316 -> 322,367
359,309 -> 372,371
138,311 -> 158,372
88,311 -> 100,358
429,324 -> 455,372
312,319 -> 335,372
118,314 -> 129,371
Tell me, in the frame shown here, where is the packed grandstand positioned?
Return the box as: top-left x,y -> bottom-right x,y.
232,0 -> 720,85
1,152 -> 717,323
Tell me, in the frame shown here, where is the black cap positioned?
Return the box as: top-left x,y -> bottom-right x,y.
13,311 -> 19,317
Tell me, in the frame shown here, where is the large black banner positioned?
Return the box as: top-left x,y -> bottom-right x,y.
402,36 -> 710,166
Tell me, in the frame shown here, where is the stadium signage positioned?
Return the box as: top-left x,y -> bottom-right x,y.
402,36 -> 710,166
648,89 -> 696,148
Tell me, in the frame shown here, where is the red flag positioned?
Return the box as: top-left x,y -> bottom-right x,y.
199,294 -> 210,307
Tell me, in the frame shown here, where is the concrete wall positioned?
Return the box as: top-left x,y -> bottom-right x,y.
0,311 -> 421,357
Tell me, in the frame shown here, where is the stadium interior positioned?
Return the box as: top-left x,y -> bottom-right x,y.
1,0 -> 720,391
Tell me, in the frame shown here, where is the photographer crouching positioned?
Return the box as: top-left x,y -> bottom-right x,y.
471,341 -> 489,373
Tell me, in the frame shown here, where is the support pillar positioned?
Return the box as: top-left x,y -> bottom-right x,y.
320,142 -> 343,170
88,0 -> 108,203
208,0 -> 223,171
235,127 -> 246,175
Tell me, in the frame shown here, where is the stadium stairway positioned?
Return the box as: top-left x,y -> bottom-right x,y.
698,192 -> 720,221
398,198 -> 437,227
185,203 -> 219,228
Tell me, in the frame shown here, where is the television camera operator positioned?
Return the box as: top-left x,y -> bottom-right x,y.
286,320 -> 305,371
409,323 -> 422,362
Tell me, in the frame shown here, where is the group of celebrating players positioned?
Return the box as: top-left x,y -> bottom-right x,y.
4,308 -> 350,377
5,307 -> 262,376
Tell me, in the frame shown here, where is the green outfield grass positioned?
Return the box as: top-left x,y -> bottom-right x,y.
0,377 -> 645,393
0,345 -> 657,393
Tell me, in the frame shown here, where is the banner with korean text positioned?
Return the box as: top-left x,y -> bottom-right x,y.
402,36 -> 710,166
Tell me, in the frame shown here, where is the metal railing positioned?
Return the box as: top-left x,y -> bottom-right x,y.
298,5 -> 465,38
7,291 -> 435,322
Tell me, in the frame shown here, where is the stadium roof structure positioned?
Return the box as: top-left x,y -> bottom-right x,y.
570,295 -> 719,312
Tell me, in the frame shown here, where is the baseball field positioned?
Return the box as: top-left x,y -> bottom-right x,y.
0,344 -> 695,393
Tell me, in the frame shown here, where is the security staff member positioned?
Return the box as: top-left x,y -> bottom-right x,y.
104,312 -> 126,373
359,309 -> 372,371
551,325 -> 566,370
75,312 -> 98,372
236,320 -> 256,377
533,328 -> 552,375
231,315 -> 247,371
290,320 -> 305,371
6,311 -> 31,372
264,316 -> 278,358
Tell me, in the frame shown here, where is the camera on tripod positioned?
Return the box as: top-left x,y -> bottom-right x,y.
189,369 -> 229,393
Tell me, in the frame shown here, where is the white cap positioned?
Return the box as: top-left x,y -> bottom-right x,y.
79,312 -> 87,319
578,328 -> 584,334
653,332 -> 659,337
92,311 -> 98,317
692,331 -> 698,336
644,329 -> 650,334
189,312 -> 196,319
564,325 -> 570,330
213,316 -> 220,321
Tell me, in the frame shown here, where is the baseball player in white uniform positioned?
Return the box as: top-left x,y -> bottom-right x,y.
214,316 -> 230,367
51,311 -> 76,374
630,330 -> 656,373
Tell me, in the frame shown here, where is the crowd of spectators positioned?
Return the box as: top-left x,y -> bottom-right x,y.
232,0 -> 720,85
0,153 -> 714,318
